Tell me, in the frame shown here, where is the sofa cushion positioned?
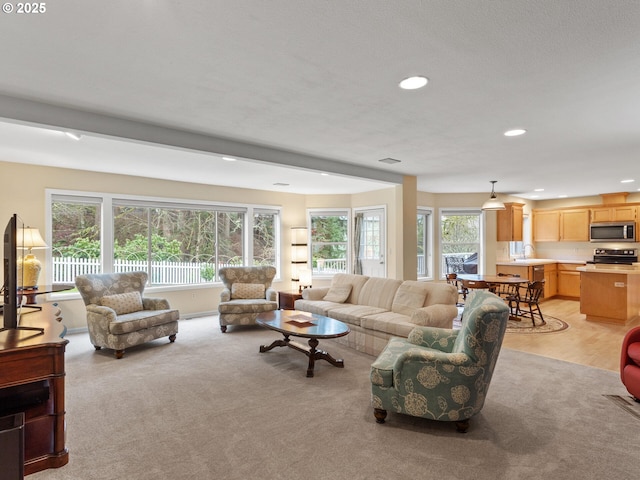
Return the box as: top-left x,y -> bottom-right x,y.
231,283 -> 265,299
328,274 -> 370,304
218,299 -> 277,314
391,281 -> 428,316
323,285 -> 352,303
357,277 -> 402,309
361,312 -> 416,338
101,291 -> 143,315
628,342 -> 640,366
327,305 -> 389,326
408,305 -> 458,328
108,308 -> 179,335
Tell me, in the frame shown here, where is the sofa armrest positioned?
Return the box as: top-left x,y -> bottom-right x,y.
302,287 -> 330,301
407,326 -> 459,352
220,287 -> 231,302
266,287 -> 277,302
142,297 -> 171,310
410,304 -> 458,328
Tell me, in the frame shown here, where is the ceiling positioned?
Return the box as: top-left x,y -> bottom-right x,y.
0,1 -> 639,199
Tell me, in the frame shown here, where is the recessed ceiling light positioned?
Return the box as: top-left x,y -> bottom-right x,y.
621,179 -> 635,183
320,173 -> 329,176
222,156 -> 236,162
530,195 -> 540,199
504,129 -> 527,137
558,195 -> 568,198
399,76 -> 428,90
533,188 -> 544,192
378,157 -> 401,165
64,132 -> 82,140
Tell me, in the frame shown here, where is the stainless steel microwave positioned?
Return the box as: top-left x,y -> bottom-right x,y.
589,222 -> 636,242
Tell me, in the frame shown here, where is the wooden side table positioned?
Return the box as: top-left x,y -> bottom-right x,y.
278,290 -> 302,310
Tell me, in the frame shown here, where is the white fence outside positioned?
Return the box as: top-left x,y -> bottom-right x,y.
52,257 -> 221,285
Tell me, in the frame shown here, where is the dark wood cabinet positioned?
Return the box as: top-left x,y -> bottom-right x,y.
278,290 -> 303,310
0,304 -> 69,475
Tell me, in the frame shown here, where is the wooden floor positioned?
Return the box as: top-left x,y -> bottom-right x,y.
502,297 -> 640,372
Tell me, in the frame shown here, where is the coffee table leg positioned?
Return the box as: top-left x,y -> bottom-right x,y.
306,338 -> 345,377
259,334 -> 290,352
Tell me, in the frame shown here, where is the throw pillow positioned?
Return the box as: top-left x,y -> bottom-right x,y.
323,284 -> 352,303
231,283 -> 265,299
101,291 -> 143,315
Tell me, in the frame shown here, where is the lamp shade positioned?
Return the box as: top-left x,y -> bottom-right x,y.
17,227 -> 47,250
481,181 -> 506,211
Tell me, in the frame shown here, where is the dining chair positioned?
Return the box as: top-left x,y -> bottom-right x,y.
511,280 -> 546,326
446,273 -> 467,305
492,273 -> 521,300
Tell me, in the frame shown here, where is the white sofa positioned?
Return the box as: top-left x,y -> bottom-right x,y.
294,273 -> 459,356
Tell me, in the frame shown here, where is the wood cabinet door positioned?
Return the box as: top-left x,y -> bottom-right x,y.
533,210 -> 560,242
544,264 -> 557,297
557,270 -> 581,297
497,203 -> 524,242
590,207 -> 612,223
560,209 -> 589,241
612,206 -> 637,221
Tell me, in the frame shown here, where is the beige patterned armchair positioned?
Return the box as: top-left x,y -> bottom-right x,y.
75,271 -> 179,359
218,266 -> 278,332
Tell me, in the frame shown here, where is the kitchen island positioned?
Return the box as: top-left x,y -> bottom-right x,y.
577,264 -> 640,325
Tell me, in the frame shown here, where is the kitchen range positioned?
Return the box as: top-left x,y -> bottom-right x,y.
589,248 -> 638,265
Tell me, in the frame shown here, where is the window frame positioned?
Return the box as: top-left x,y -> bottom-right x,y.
417,206 -> 434,280
439,207 -> 485,279
308,208 -> 351,278
46,189 -> 281,292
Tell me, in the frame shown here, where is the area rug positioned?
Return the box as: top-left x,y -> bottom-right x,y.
454,307 -> 570,334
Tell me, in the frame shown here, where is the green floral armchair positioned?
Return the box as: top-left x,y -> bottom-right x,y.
218,266 -> 278,332
370,289 -> 509,432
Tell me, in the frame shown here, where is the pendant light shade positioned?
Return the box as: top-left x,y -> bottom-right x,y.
482,181 -> 506,210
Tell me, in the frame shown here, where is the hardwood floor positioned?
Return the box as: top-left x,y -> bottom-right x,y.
502,297 -> 640,372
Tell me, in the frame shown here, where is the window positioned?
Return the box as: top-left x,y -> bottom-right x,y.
49,192 -> 279,286
310,210 -> 349,275
417,208 -> 433,278
440,209 -> 483,277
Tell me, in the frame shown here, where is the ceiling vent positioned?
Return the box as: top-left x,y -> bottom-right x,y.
378,158 -> 401,165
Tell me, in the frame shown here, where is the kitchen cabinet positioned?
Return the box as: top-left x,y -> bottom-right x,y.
560,209 -> 590,241
497,202 -> 524,241
544,263 -> 557,298
533,210 -> 560,242
579,269 -> 640,325
557,263 -> 584,298
590,205 -> 637,223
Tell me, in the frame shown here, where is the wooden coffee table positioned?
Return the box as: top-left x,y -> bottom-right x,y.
256,310 -> 350,377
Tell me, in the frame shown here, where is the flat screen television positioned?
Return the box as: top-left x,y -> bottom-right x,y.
2,214 -> 43,334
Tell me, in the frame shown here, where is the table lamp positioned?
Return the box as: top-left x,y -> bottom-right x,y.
17,227 -> 48,288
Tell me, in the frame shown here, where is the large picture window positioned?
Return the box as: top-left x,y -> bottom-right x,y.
310,209 -> 350,275
440,209 -> 483,277
49,192 -> 279,286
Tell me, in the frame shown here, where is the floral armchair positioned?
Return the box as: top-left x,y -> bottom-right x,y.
217,266 -> 278,332
370,289 -> 509,432
75,271 -> 179,359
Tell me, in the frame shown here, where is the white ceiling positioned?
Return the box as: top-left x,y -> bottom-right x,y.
0,1 -> 639,199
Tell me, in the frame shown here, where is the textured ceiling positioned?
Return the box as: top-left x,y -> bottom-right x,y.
0,1 -> 639,198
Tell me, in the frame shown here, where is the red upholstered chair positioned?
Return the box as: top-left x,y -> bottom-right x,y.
620,326 -> 640,401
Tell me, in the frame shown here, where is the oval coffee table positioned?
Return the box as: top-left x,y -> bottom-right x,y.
256,310 -> 350,377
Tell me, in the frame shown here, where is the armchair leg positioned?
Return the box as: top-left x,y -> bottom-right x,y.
374,408 -> 387,424
220,325 -> 227,333
169,334 -> 177,343
94,345 -> 102,351
115,349 -> 125,359
455,419 -> 470,433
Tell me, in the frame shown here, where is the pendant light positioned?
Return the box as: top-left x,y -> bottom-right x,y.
481,181 -> 506,210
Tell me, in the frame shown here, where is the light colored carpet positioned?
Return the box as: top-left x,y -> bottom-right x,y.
31,316 -> 638,480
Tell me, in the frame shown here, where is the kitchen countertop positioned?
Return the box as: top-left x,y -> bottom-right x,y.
495,259 -> 587,266
577,264 -> 640,274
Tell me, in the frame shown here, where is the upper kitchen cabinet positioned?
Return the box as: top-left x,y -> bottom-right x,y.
560,208 -> 590,242
533,210 -> 560,241
590,205 -> 637,223
533,208 -> 589,242
497,202 -> 524,241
